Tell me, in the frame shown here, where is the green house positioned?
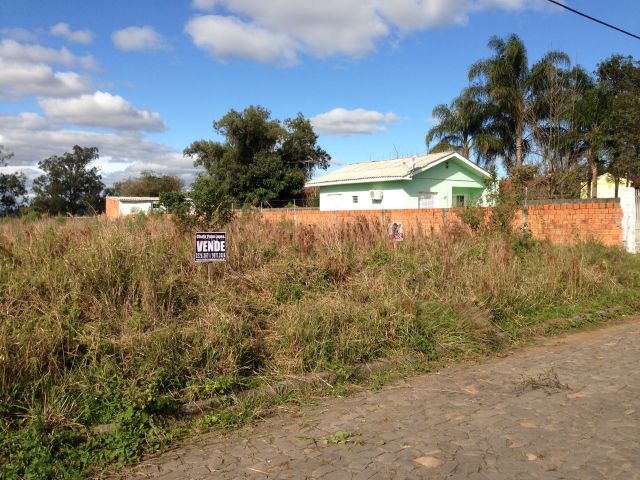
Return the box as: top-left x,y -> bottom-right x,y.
306,151 -> 490,211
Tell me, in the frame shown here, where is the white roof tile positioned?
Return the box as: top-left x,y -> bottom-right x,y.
307,151 -> 460,187
107,196 -> 159,202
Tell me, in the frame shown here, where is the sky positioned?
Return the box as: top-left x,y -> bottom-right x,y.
1,0 -> 639,188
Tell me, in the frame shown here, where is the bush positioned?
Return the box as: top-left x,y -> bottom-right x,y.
458,206 -> 485,232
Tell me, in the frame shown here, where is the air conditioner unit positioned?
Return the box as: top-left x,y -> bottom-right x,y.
369,190 -> 384,201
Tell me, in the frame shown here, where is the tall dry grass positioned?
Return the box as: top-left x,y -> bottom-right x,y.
1,213 -> 639,476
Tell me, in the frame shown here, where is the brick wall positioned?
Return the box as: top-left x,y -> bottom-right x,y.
522,199 -> 622,246
105,197 -> 120,220
253,198 -> 623,247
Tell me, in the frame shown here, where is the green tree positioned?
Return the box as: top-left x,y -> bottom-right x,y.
159,175 -> 232,230
110,171 -> 183,197
185,106 -> 330,207
469,34 -> 569,173
425,88 -> 501,166
568,68 -> 608,198
597,55 -> 640,195
525,62 -> 595,198
0,146 -> 27,216
32,145 -> 105,215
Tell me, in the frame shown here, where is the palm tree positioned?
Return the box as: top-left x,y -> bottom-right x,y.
469,34 -> 569,173
425,88 -> 500,166
567,67 -> 607,198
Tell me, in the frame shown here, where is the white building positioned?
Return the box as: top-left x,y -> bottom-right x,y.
306,152 -> 491,211
105,196 -> 161,219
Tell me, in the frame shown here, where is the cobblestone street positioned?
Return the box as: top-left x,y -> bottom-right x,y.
129,319 -> 640,479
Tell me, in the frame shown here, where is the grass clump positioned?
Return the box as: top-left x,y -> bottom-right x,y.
1,215 -> 639,477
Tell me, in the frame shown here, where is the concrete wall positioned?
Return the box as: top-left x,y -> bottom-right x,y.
118,200 -> 156,216
318,159 -> 487,211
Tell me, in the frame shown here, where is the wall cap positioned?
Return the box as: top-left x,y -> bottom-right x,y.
528,198 -> 620,205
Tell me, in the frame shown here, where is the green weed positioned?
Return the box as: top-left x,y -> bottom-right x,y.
1,215 -> 639,478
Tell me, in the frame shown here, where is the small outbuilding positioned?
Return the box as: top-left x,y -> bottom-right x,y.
105,196 -> 161,219
306,151 -> 490,211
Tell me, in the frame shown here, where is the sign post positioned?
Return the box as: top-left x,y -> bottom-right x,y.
194,232 -> 227,284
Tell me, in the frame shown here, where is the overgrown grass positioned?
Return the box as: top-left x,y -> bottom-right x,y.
1,214 -> 639,478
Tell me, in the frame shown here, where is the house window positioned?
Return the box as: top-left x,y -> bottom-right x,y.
352,195 -> 358,204
455,195 -> 465,207
419,192 -> 437,209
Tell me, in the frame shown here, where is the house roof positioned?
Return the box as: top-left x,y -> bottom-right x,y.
306,151 -> 490,187
107,196 -> 160,202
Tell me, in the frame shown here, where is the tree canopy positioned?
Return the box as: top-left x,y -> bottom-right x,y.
184,106 -> 330,207
468,34 -> 571,173
110,171 -> 183,197
425,88 -> 501,167
597,55 -> 640,188
427,34 -> 640,198
32,145 -> 105,215
0,146 -> 27,216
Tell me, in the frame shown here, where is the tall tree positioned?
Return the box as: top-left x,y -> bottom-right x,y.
569,68 -> 608,198
0,146 -> 27,216
32,146 -> 105,215
110,171 -> 183,197
526,62 -> 596,197
185,106 -> 330,206
469,34 -> 569,173
425,88 -> 500,166
597,55 -> 640,194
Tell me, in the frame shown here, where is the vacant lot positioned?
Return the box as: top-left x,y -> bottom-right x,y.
1,215 -> 639,478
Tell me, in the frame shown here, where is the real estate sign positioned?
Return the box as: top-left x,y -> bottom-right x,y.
194,232 -> 226,262
388,222 -> 404,241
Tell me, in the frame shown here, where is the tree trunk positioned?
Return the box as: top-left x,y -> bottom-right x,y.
515,120 -> 523,169
614,176 -> 620,198
462,138 -> 469,159
588,145 -> 598,199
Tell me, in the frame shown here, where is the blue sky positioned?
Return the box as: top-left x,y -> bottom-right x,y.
1,0 -> 639,187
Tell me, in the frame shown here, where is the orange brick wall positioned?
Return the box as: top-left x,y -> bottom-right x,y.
104,197 -> 120,220
521,199 -> 622,246
253,199 -> 623,247
258,208 -> 464,235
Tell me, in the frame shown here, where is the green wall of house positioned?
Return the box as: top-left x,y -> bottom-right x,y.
319,157 -> 487,210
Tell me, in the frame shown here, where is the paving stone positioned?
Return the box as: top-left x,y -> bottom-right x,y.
125,319 -> 640,480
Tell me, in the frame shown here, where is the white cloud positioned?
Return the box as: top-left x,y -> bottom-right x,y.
479,0 -> 526,9
187,0 -> 536,64
50,23 -> 93,44
375,0 -> 469,32
0,27 -> 39,42
0,38 -> 97,70
188,0 -> 388,63
185,15 -> 299,65
0,58 -> 90,99
0,112 -> 195,187
310,108 -> 398,136
39,91 -> 166,132
192,0 -> 216,9
111,26 -> 169,52
0,39 -> 95,99
0,112 -> 49,131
